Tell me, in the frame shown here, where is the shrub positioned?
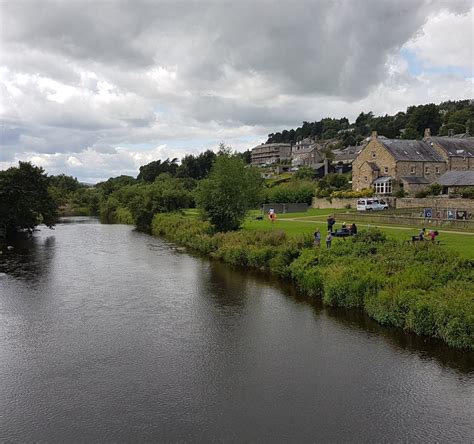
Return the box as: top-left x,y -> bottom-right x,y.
331,188 -> 374,198
352,228 -> 387,243
460,186 -> 474,199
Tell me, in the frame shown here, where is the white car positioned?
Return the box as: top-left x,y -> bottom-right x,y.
357,198 -> 389,211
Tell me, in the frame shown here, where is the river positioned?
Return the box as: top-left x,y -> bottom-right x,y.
0,217 -> 473,442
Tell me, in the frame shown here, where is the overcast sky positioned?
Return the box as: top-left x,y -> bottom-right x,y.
1,0 -> 473,182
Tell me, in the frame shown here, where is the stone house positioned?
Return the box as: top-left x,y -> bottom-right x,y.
251,143 -> 292,166
423,128 -> 474,171
437,170 -> 474,194
291,139 -> 324,168
352,132 -> 447,195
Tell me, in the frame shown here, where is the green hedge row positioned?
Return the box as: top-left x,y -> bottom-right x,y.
151,214 -> 474,349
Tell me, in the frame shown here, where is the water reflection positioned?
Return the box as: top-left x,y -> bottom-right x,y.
0,232 -> 55,281
206,260 -> 474,375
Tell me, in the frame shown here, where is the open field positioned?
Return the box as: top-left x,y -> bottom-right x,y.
183,207 -> 474,258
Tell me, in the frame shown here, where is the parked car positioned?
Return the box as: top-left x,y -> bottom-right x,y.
356,198 -> 389,211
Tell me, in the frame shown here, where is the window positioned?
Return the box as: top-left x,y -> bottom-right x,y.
435,167 -> 440,174
410,165 -> 416,174
373,179 -> 392,195
425,166 -> 430,175
384,167 -> 389,174
364,176 -> 368,182
371,151 -> 376,159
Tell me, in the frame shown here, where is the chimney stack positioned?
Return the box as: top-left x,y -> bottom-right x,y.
371,131 -> 378,139
424,128 -> 431,138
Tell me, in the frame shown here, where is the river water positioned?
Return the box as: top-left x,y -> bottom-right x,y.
0,217 -> 473,442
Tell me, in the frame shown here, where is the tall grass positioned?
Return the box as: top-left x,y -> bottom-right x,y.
151,213 -> 474,350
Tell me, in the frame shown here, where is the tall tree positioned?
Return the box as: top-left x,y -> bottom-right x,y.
0,162 -> 58,237
195,155 -> 262,231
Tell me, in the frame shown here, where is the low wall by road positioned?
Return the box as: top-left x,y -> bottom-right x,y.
395,197 -> 474,211
262,203 -> 308,214
312,196 -> 474,212
336,212 -> 474,230
312,198 -> 358,209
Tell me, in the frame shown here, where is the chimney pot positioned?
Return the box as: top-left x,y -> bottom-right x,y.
424,128 -> 431,138
371,131 -> 378,139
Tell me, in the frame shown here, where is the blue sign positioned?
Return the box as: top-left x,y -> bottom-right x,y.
423,208 -> 432,218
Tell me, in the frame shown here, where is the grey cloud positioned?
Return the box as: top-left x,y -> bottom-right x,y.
3,0 -> 467,99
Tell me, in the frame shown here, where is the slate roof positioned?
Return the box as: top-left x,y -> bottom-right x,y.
379,139 -> 443,162
429,137 -> 474,157
400,176 -> 431,184
436,170 -> 474,186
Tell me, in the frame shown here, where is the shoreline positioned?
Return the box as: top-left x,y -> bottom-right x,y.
150,213 -> 474,350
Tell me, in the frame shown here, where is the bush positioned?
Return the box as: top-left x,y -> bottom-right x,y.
460,186 -> 474,199
330,188 -> 374,198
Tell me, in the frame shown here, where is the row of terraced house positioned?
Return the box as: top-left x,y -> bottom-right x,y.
250,128 -> 474,196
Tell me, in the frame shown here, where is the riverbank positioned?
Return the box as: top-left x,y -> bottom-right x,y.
151,213 -> 474,350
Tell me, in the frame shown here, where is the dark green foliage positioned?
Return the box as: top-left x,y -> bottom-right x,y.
415,182 -> 443,198
137,158 -> 178,182
293,166 -> 315,181
266,99 -> 472,144
264,181 -> 315,204
99,174 -> 193,230
96,175 -> 137,195
195,155 -> 263,231
459,187 -> 474,199
0,162 -> 58,236
176,150 -> 216,179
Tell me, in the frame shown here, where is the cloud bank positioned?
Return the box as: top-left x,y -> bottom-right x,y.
1,0 -> 472,181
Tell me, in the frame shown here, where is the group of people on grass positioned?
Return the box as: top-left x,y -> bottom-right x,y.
412,227 -> 439,242
313,215 -> 358,249
267,209 -> 441,249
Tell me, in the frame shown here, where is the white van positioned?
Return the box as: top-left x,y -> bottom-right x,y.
357,198 -> 389,211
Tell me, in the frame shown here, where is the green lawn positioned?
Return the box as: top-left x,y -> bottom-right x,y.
182,208 -> 474,258
243,216 -> 474,259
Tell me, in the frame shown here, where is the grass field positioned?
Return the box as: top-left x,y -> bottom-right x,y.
243,216 -> 474,258
183,207 -> 474,258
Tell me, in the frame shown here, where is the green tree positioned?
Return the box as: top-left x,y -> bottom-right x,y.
137,158 -> 178,182
0,162 -> 58,236
293,166 -> 315,181
195,155 -> 262,231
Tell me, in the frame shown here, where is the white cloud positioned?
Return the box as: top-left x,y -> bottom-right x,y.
0,1 -> 473,181
405,9 -> 473,70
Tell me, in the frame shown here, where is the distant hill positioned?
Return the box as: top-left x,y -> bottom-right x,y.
266,99 -> 474,147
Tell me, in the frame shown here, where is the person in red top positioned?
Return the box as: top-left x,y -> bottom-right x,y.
428,230 -> 439,242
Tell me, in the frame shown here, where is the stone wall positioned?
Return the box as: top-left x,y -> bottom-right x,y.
395,197 -> 474,211
312,196 -> 474,212
449,157 -> 474,171
312,198 -> 358,209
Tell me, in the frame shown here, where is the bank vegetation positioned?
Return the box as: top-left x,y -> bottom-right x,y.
152,213 -> 473,350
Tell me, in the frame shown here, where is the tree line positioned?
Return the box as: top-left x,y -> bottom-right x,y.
267,99 -> 474,147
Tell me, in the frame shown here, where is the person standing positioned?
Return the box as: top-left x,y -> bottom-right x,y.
327,215 -> 336,232
314,228 -> 321,247
351,223 -> 357,235
326,231 -> 332,249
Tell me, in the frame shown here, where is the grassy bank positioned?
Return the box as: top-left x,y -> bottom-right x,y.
151,213 -> 474,350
